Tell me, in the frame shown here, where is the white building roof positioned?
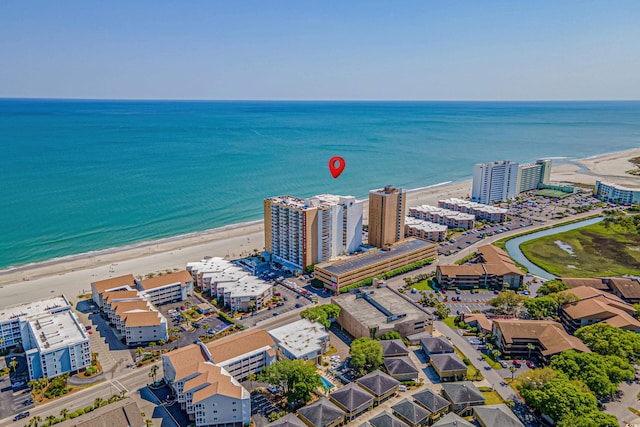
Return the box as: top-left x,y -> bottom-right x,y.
440,198 -> 508,214
267,194 -> 358,210
268,319 -> 329,359
189,258 -> 272,298
28,310 -> 88,352
410,205 -> 475,221
0,296 -> 70,324
404,217 -> 448,232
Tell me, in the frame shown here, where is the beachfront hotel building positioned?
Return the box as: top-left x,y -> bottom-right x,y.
438,198 -> 508,223
187,258 -> 272,311
163,345 -> 251,427
404,217 -> 448,242
314,238 -> 437,291
264,194 -> 363,270
368,185 -> 406,249
408,205 -> 475,230
594,180 -> 640,205
471,161 -> 519,204
516,159 -> 551,193
91,271 -> 193,308
0,296 -> 92,380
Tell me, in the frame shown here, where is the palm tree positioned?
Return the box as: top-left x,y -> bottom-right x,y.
31,415 -> 41,427
145,419 -> 153,427
149,342 -> 156,355
247,373 -> 256,391
120,389 -> 127,398
492,349 -> 502,360
509,366 -> 518,380
9,359 -> 18,373
45,415 -> 55,426
149,364 -> 159,384
527,343 -> 535,359
136,347 -> 145,360
158,339 -> 166,352
485,343 -> 494,354
60,408 -> 69,419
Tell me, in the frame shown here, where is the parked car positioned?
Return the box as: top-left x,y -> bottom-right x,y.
273,312 -> 279,316
14,412 -> 29,421
455,289 -> 461,294
513,359 -> 522,367
500,361 -> 508,368
493,289 -> 500,294
526,360 -> 536,369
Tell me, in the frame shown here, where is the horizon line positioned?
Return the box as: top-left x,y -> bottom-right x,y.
1,97 -> 640,103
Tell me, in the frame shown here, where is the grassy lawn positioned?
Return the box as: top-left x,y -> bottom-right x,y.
453,346 -> 483,381
411,279 -> 435,291
442,317 -> 458,329
480,389 -> 505,405
520,220 -> 640,277
482,354 -> 503,370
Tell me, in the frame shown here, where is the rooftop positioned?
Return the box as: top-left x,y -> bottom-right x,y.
411,388 -> 450,413
432,412 -> 474,427
318,238 -> 436,276
420,336 -> 454,354
27,309 -> 89,352
493,319 -> 590,356
267,194 -> 358,210
54,400 -> 144,427
297,397 -> 345,427
139,270 -> 193,291
365,411 -> 410,427
560,277 -> 609,290
266,413 -> 307,427
329,382 -> 374,412
473,404 -> 524,427
429,353 -> 467,373
608,277 -> 640,300
206,328 -> 275,365
0,295 -> 70,323
441,381 -> 485,405
268,319 -> 328,359
391,398 -> 430,425
183,362 -> 246,402
91,274 -> 136,294
384,356 -> 419,377
380,339 -> 409,358
439,198 -> 508,214
332,286 -> 431,331
163,344 -> 209,382
409,205 -> 475,220
404,217 -> 448,232
122,311 -> 163,328
356,370 -> 400,397
103,290 -> 141,303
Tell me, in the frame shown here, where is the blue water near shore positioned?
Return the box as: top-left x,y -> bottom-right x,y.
1,99 -> 640,268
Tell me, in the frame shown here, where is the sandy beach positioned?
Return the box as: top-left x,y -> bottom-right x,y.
0,148 -> 637,306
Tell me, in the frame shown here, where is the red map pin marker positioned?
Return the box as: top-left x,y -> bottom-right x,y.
329,156 -> 346,178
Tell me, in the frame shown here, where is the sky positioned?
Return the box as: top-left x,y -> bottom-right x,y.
1,1 -> 639,100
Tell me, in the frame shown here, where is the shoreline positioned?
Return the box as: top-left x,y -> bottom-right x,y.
0,147 -> 638,293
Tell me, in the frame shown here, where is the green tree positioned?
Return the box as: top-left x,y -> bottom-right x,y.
149,364 -> 159,384
136,347 -> 145,360
258,360 -> 321,404
9,359 -> 18,373
158,339 -> 166,351
149,342 -> 157,354
537,279 -> 568,296
45,415 -> 55,426
379,331 -> 402,340
434,302 -> 451,320
60,408 -> 69,419
350,338 -> 383,375
520,378 -> 597,423
93,397 -> 104,408
488,291 -> 527,316
527,343 -> 535,359
268,411 -> 287,422
508,366 -> 517,380
300,304 -> 341,328
145,419 -> 153,427
556,411 -> 618,427
30,415 -> 42,427
574,323 -> 640,361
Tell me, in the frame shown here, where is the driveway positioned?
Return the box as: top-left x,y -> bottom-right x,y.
603,378 -> 640,426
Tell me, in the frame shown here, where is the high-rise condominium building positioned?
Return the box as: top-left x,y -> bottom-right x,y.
264,194 -> 363,270
471,161 -> 519,204
368,185 -> 406,248
516,159 -> 551,193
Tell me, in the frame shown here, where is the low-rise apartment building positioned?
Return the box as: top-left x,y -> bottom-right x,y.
205,329 -> 276,381
436,245 -> 523,289
594,181 -> 640,205
91,274 -> 138,308
102,291 -> 168,345
163,344 -> 251,427
267,319 -> 329,363
408,205 -> 475,230
187,258 -> 273,311
559,286 -> 640,333
404,217 -> 447,242
315,238 -> 437,291
493,319 -> 589,362
139,271 -> 194,305
0,296 -> 91,380
438,198 -> 508,223
332,286 -> 433,339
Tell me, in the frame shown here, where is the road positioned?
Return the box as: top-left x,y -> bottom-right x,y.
0,364 -> 164,427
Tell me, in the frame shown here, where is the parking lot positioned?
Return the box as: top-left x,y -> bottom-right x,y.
250,390 -> 279,422
236,283 -> 313,328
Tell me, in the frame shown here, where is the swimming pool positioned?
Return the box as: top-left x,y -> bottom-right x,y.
320,376 -> 335,391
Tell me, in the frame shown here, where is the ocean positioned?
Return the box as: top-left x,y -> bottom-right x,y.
1,99 -> 639,269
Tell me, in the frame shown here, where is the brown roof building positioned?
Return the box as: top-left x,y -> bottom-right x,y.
55,400 -> 144,427
560,277 -> 609,291
560,286 -> 640,333
91,274 -> 137,307
205,329 -> 276,381
607,277 -> 640,303
436,245 -> 523,290
493,319 -> 589,362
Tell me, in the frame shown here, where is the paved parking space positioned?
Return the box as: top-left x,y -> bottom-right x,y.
237,284 -> 313,328
250,391 -> 279,417
448,302 -> 492,315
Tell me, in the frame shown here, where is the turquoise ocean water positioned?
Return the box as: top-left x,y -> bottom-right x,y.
1,99 -> 639,269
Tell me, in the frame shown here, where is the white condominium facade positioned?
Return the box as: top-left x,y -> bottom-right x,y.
0,296 -> 91,380
471,161 -> 519,204
264,194 -> 363,270
139,270 -> 194,305
438,198 -> 508,223
408,205 -> 475,230
516,159 -> 551,193
404,217 -> 448,242
595,181 -> 640,205
187,258 -> 273,311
